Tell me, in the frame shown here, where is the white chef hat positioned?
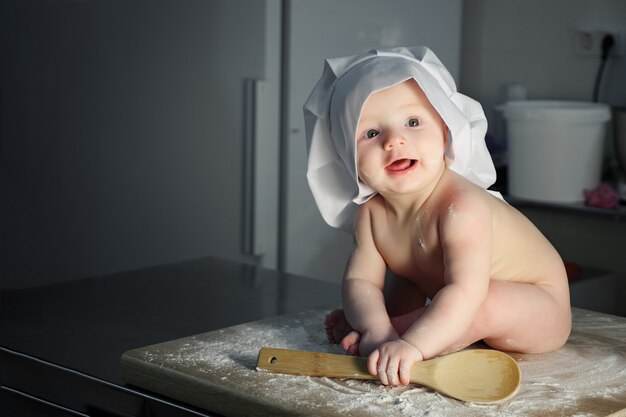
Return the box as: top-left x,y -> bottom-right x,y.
304,46 -> 498,231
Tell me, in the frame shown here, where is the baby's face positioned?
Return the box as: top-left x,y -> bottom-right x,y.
355,79 -> 448,196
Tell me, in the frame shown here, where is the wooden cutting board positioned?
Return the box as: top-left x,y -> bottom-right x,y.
120,308 -> 626,417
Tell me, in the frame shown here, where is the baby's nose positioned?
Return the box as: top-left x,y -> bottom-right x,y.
384,134 -> 406,150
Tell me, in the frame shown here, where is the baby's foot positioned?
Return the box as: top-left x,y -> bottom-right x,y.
340,331 -> 361,356
324,309 -> 353,343
324,309 -> 362,356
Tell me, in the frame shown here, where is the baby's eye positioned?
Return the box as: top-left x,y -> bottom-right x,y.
406,118 -> 421,127
365,129 -> 379,139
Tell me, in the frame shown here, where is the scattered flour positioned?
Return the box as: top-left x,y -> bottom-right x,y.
137,308 -> 626,417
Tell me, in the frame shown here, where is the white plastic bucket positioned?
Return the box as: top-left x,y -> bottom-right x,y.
502,100 -> 611,203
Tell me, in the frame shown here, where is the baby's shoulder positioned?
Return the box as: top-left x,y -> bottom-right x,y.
438,174 -> 491,212
362,194 -> 386,211
354,195 -> 386,227
434,175 -> 494,230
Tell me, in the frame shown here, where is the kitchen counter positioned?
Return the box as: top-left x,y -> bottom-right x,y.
0,256 -> 341,416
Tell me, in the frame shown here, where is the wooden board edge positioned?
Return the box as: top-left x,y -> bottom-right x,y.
119,352 -> 302,417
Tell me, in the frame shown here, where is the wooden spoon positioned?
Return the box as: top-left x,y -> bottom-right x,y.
257,347 -> 521,404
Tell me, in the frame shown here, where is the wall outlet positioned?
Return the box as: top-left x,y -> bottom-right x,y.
574,30 -> 623,57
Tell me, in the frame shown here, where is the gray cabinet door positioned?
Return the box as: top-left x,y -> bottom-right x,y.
0,0 -> 280,288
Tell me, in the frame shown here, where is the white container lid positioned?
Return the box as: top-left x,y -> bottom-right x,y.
502,100 -> 611,123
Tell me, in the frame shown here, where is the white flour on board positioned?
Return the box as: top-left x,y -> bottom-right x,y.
139,308 -> 626,417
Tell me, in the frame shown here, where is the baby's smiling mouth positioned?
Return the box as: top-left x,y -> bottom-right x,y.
386,158 -> 417,173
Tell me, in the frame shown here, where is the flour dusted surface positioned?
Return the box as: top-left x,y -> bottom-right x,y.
135,308 -> 626,417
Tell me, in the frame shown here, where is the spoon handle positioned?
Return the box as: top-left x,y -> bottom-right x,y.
257,347 -> 376,380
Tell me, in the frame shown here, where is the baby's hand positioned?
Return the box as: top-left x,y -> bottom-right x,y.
368,339 -> 423,386
358,326 -> 399,357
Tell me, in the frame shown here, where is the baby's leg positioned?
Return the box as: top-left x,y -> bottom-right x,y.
328,278 -> 570,357
325,275 -> 427,355
324,307 -> 428,355
441,279 -> 571,355
383,271 -> 427,317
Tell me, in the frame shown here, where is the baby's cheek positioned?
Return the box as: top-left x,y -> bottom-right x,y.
356,159 -> 373,183
421,158 -> 442,167
358,168 -> 380,188
358,167 -> 372,182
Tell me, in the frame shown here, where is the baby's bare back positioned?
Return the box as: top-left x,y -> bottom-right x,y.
368,169 -> 567,299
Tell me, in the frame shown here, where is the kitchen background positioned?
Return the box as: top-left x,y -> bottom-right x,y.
1,0 -> 625,313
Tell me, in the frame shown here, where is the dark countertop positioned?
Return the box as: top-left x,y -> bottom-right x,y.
0,256 -> 341,416
504,194 -> 626,222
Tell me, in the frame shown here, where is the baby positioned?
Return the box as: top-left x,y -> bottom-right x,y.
304,47 -> 571,386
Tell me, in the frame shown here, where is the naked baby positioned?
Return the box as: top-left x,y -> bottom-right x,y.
303,47 -> 571,386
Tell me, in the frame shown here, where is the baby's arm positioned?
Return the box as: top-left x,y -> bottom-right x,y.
402,194 -> 492,358
342,206 -> 397,356
370,194 -> 492,385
